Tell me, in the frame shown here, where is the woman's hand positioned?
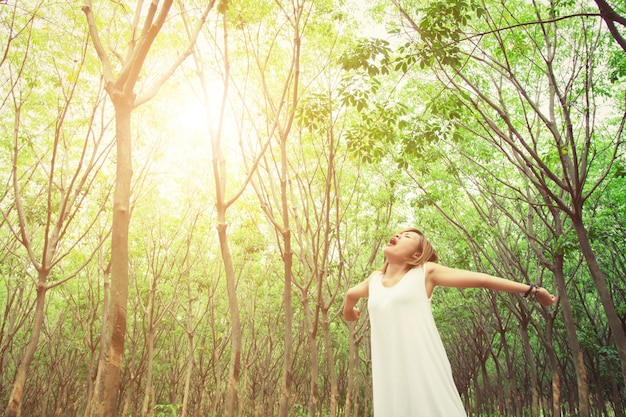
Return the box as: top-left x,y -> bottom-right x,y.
343,274 -> 372,322
536,287 -> 557,307
344,307 -> 361,322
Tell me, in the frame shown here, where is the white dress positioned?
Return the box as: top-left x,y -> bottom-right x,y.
367,265 -> 467,417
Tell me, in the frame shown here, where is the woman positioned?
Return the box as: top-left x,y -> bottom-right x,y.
343,228 -> 556,417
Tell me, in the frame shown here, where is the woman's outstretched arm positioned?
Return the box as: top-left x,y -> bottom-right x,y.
426,262 -> 557,307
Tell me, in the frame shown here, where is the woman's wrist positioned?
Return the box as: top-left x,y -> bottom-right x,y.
524,284 -> 556,306
524,283 -> 538,298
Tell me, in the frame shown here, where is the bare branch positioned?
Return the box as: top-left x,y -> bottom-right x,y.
136,1 -> 217,106
81,1 -> 115,84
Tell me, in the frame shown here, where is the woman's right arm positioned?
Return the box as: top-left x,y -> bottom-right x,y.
343,273 -> 374,321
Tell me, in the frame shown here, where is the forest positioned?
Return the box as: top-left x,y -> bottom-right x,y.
1,0 -> 625,416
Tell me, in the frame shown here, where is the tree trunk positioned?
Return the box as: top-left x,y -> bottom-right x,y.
216,221 -> 242,417
552,255 -> 590,417
180,312 -> 195,417
141,323 -> 156,417
90,103 -> 133,417
491,298 -> 515,415
278,225 -> 294,417
322,309 -> 339,417
538,308 -> 560,417
607,357 -> 625,417
571,213 -> 626,389
4,275 -> 48,417
302,301 -> 320,417
519,320 -> 539,417
344,324 -> 359,417
551,367 -> 561,417
84,267 -> 110,417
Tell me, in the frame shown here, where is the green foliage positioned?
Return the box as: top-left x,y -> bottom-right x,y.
393,41 -> 419,73
615,160 -> 626,178
343,101 -> 401,163
295,93 -> 332,131
608,49 -> 626,82
415,0 -> 484,68
154,403 -> 180,417
339,38 -> 392,76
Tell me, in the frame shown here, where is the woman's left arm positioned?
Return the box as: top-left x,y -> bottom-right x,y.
426,262 -> 557,307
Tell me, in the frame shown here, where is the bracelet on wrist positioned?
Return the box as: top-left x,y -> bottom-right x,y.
524,284 -> 535,298
524,283 -> 542,299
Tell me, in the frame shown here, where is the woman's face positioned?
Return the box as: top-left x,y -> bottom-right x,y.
383,230 -> 421,261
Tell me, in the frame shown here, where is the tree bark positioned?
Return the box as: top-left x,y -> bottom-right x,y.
216,221 -> 242,417
89,103 -> 132,417
519,318 -> 539,417
322,309 -> 339,417
278,223 -> 293,417
344,324 -> 359,417
571,213 -> 626,389
4,278 -> 47,417
552,255 -> 590,417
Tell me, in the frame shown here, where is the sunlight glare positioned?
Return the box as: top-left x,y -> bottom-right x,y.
170,80 -> 241,150
160,80 -> 246,184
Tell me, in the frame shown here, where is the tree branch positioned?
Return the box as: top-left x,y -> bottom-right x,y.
593,0 -> 626,51
81,1 -> 115,85
136,1 -> 216,106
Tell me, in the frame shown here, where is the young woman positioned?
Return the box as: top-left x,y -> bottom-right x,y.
343,228 -> 556,417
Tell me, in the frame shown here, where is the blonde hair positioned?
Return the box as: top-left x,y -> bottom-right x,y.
381,228 -> 439,273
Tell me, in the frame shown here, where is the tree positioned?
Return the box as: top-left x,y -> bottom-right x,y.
81,1 -> 212,415
391,0 -> 626,395
1,3 -> 114,413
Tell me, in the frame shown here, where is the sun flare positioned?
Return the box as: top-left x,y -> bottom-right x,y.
153,81 -> 248,191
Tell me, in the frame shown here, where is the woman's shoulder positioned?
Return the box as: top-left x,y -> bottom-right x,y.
367,270 -> 385,284
422,261 -> 441,281
423,261 -> 442,272
368,270 -> 382,280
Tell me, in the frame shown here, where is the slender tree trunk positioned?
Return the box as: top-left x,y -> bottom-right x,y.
550,364 -> 561,417
0,285 -> 27,395
141,272 -> 161,417
206,7 -> 243,416
344,324 -> 358,417
490,298 -> 515,415
141,323 -> 156,417
4,274 -> 48,417
180,312 -> 195,417
540,310 -> 560,417
210,334 -> 223,417
520,320 -> 539,417
480,361 -> 489,415
180,344 -> 193,417
278,221 -> 293,417
302,302 -> 320,417
607,358 -> 625,417
216,221 -> 242,417
84,268 -> 110,417
120,389 -> 132,417
322,309 -> 339,417
571,213 -> 626,389
552,255 -> 590,417
82,0 -> 206,413
90,103 -> 133,417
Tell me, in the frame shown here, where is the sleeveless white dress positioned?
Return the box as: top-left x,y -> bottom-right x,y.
367,265 -> 467,417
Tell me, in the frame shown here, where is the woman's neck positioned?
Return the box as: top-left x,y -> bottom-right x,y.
384,262 -> 411,279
